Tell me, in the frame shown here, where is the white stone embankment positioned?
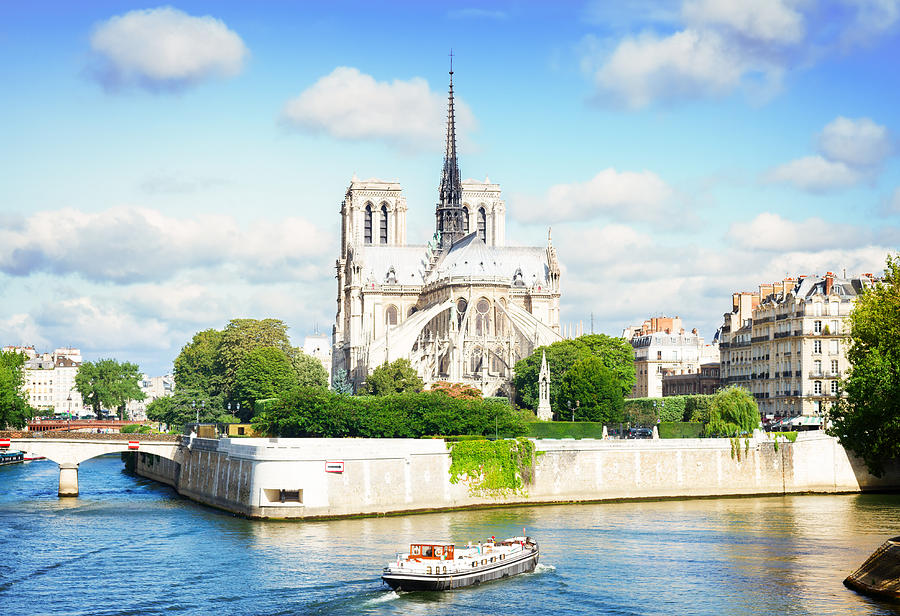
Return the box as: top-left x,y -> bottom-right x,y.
134,432 -> 900,519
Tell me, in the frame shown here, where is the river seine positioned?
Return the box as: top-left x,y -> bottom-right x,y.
2,455 -> 899,615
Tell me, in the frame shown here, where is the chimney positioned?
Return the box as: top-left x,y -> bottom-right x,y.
825,272 -> 834,295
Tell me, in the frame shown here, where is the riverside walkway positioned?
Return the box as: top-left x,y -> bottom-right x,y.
1,432 -> 181,496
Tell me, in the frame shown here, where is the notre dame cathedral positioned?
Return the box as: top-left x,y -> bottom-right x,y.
331,67 -> 562,396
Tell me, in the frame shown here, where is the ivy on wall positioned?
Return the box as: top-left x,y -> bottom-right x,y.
447,438 -> 536,498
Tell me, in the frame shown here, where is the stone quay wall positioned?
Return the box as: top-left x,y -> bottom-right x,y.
133,432 -> 900,520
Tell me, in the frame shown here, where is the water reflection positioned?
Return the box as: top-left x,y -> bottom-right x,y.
1,456 -> 899,615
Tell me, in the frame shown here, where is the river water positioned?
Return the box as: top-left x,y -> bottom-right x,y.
2,455 -> 899,616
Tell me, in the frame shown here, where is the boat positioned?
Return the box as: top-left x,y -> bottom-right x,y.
382,534 -> 539,591
0,450 -> 25,466
844,536 -> 900,600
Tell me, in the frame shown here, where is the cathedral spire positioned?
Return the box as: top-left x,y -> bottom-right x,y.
435,52 -> 464,249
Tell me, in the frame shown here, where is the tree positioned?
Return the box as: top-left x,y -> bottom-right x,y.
828,254 -> 900,476
232,347 -> 298,417
74,359 -> 145,419
513,334 -> 636,416
173,329 -> 225,397
220,318 -> 293,396
364,359 -> 424,395
0,350 -> 33,429
430,381 -> 483,400
558,356 -> 624,423
331,369 -> 353,394
146,390 -> 234,431
291,349 -> 329,388
704,386 -> 759,436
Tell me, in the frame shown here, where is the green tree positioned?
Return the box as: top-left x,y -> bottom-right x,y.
513,334 -> 635,416
220,318 -> 293,395
232,347 -> 298,417
146,390 -> 234,431
828,254 -> 900,476
74,359 -> 145,419
364,358 -> 424,395
0,350 -> 33,429
331,368 -> 353,394
705,386 -> 759,436
558,356 -> 624,423
290,349 -> 329,387
173,329 -> 225,397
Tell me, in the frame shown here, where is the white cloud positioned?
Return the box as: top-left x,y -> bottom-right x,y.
89,7 -> 248,91
767,116 -> 893,192
595,29 -> 757,108
515,168 -> 672,223
282,67 -> 477,150
726,212 -> 874,251
765,155 -> 863,192
840,0 -> 900,47
683,0 -> 805,44
817,116 -> 893,168
0,206 -> 331,283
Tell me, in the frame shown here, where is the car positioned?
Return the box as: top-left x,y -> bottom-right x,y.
627,427 -> 653,439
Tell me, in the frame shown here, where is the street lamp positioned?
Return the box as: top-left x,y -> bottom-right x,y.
66,393 -> 72,432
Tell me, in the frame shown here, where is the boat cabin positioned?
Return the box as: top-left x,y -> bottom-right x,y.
409,543 -> 454,560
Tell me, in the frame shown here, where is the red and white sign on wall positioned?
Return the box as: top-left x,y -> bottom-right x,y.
128,441 -> 140,450
0,439 -> 10,449
325,461 -> 344,473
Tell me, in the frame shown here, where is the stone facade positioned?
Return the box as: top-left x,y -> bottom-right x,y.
719,273 -> 876,424
332,72 -> 561,395
3,346 -> 84,415
662,362 -> 721,396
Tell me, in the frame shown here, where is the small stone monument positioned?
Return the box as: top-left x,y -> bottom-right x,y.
537,350 -> 553,421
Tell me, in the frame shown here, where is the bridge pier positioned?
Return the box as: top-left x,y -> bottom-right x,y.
58,463 -> 79,497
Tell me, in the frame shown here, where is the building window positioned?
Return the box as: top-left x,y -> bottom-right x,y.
814,359 -> 822,375
462,206 -> 469,233
380,204 -> 388,244
477,207 -> 487,242
385,305 -> 398,326
830,380 -> 839,395
828,301 -> 839,316
814,381 -> 822,395
829,340 -> 839,354
814,302 -> 823,316
831,359 -> 839,375
814,320 -> 822,333
364,205 -> 373,244
813,340 -> 822,354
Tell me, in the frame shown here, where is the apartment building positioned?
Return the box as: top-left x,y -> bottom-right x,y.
719,273 -> 875,424
2,346 -> 85,415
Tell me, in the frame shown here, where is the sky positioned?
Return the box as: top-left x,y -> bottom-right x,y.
1,0 -> 899,376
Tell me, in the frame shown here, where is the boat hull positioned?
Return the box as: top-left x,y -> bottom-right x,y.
382,545 -> 539,591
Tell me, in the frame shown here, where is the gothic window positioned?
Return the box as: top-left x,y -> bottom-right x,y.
364,204 -> 373,244
462,206 -> 469,233
380,204 -> 388,244
475,298 -> 491,336
456,298 -> 467,328
385,305 -> 398,326
477,207 -> 487,242
408,306 -> 418,317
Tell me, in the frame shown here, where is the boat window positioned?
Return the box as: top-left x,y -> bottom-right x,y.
435,546 -> 443,556
424,546 -> 433,557
442,566 -> 447,574
411,545 -> 420,556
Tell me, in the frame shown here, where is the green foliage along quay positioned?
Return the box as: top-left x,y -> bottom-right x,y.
623,395 -> 714,424
251,387 -> 528,439
74,358 -> 145,419
447,437 -> 536,498
704,386 -> 760,437
513,334 -> 635,419
145,389 -> 238,431
828,254 -> 900,476
0,349 -> 34,429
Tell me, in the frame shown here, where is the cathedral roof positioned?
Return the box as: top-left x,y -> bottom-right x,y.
426,233 -> 550,287
357,245 -> 428,285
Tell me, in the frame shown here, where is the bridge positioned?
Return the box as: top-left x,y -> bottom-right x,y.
2,433 -> 182,497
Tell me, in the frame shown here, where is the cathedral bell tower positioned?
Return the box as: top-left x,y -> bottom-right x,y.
435,58 -> 465,250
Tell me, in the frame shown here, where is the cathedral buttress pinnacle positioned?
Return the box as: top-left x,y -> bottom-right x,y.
435,53 -> 464,249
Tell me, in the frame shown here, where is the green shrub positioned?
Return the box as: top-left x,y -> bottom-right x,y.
252,387 -> 528,438
658,422 -> 704,439
447,438 -> 536,497
524,422 -> 607,439
624,395 -> 715,423
120,424 -> 151,434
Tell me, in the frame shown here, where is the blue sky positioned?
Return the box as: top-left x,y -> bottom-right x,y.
2,1 -> 898,375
